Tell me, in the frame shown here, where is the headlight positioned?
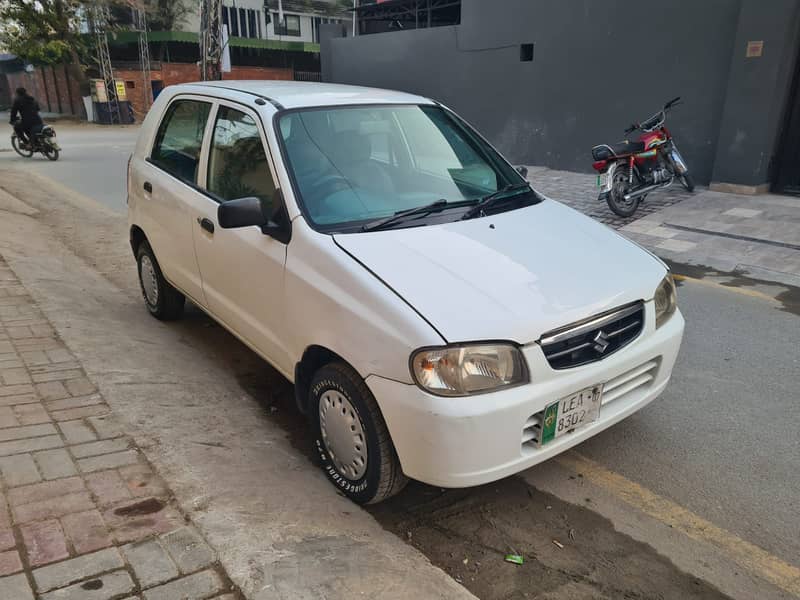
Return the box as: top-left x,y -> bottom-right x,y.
411,343 -> 529,396
654,274 -> 677,327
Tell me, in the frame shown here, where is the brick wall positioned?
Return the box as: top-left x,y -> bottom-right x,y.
113,69 -> 164,123
5,64 -> 83,117
226,66 -> 294,81
113,63 -> 294,122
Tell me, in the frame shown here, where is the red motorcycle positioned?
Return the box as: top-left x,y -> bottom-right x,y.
592,97 -> 693,217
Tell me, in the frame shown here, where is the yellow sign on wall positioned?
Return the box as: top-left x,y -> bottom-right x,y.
115,81 -> 128,101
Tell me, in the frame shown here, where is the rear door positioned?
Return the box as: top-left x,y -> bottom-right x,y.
137,96 -> 214,306
192,100 -> 293,374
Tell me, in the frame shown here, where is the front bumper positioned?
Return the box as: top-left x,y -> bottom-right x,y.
367,302 -> 684,488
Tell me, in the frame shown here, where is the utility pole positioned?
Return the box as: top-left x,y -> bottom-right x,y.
276,0 -> 283,40
352,0 -> 357,36
200,0 -> 223,81
130,1 -> 152,109
91,5 -> 122,125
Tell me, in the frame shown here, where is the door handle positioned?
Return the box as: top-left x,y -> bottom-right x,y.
143,181 -> 152,193
197,217 -> 215,234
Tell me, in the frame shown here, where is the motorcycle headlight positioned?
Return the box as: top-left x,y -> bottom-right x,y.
654,274 -> 677,328
411,343 -> 529,396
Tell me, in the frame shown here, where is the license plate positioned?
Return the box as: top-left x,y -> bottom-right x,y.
540,385 -> 602,445
596,172 -> 609,189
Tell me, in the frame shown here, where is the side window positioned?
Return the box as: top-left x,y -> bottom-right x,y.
206,106 -> 276,210
151,100 -> 211,183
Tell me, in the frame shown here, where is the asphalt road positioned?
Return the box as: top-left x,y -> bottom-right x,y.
0,120 -> 139,212
575,278 -> 799,561
2,123 -> 798,598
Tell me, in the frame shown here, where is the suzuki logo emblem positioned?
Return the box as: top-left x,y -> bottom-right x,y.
593,330 -> 611,354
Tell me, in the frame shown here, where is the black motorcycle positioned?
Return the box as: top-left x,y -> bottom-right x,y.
11,121 -> 60,161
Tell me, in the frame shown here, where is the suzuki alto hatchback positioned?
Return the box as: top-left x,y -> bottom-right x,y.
128,82 -> 684,504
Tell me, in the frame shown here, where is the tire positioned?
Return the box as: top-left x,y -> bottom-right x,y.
679,172 -> 695,192
310,362 -> 407,504
606,165 -> 640,217
42,143 -> 59,161
11,135 -> 33,158
136,241 -> 185,320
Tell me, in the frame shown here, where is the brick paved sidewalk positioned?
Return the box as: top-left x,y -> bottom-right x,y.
0,257 -> 240,599
524,166 -> 693,228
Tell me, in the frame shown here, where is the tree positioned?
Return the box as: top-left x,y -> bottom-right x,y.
144,0 -> 191,31
0,0 -> 88,66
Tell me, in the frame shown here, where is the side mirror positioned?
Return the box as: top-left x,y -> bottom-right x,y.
516,165 -> 529,179
217,191 -> 291,244
218,196 -> 265,229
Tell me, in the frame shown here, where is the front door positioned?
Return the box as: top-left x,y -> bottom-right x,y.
192,101 -> 293,375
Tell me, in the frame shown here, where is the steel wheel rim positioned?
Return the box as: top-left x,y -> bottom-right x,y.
319,390 -> 367,480
612,171 -> 635,208
140,255 -> 159,306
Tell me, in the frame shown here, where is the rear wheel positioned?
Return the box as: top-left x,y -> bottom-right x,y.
11,135 -> 33,158
310,362 -> 407,504
606,166 -> 640,217
679,172 -> 695,192
136,241 -> 185,320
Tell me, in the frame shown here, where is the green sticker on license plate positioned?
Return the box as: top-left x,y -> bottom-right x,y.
540,385 -> 602,446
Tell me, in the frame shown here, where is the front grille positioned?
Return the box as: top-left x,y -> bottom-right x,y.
540,302 -> 644,370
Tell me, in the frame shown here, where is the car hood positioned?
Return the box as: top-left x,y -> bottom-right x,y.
333,199 -> 666,344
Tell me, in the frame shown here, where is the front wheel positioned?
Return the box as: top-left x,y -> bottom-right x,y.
42,143 -> 59,161
311,362 -> 407,504
679,172 -> 695,192
606,166 -> 640,217
11,135 -> 33,158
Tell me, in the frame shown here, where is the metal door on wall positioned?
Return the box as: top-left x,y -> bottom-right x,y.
774,49 -> 800,195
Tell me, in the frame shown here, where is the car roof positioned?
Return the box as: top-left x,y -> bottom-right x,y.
178,81 -> 434,110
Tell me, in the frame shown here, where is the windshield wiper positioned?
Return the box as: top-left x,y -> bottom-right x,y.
361,199 -> 452,232
460,183 -> 532,220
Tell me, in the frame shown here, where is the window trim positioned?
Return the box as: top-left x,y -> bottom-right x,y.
146,93 -> 281,205
273,12 -> 301,36
202,99 -> 281,206
148,96 -> 214,187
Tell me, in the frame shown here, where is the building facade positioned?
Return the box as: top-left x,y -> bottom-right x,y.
323,0 -> 800,194
183,0 -> 350,44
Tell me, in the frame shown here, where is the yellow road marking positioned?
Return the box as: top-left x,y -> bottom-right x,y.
672,274 -> 778,303
556,451 -> 800,597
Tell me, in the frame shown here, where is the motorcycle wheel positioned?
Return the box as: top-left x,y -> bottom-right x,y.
11,135 -> 33,158
42,144 -> 59,162
679,172 -> 695,192
606,166 -> 640,218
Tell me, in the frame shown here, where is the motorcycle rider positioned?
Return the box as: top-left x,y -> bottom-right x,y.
9,87 -> 43,149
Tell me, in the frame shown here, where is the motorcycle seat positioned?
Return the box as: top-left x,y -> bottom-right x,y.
592,140 -> 646,161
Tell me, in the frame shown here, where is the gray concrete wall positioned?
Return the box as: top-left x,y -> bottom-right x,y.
326,0 -> 743,184
711,0 -> 800,187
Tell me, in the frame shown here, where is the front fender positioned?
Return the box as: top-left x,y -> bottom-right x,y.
283,219 -> 445,384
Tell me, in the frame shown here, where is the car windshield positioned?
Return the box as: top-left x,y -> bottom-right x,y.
278,104 -> 527,232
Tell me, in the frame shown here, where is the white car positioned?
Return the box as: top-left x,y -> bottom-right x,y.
128,81 -> 684,504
